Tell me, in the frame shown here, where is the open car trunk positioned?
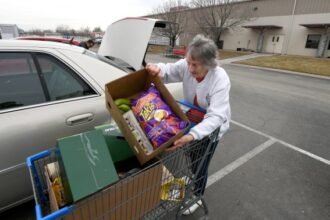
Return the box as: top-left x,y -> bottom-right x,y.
98,17 -> 167,71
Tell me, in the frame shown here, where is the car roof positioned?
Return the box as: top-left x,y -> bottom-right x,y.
0,40 -> 85,52
17,36 -> 81,45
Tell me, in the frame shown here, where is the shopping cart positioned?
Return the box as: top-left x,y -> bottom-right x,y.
27,101 -> 220,220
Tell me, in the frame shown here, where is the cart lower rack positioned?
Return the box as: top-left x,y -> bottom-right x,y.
27,126 -> 219,220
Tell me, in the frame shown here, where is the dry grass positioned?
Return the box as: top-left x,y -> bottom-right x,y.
218,50 -> 252,60
147,46 -> 252,59
147,45 -> 168,53
235,55 -> 330,77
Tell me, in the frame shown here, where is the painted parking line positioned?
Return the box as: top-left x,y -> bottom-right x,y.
206,119 -> 330,188
231,120 -> 330,166
206,138 -> 276,188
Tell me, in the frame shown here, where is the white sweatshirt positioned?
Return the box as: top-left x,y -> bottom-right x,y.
157,59 -> 231,140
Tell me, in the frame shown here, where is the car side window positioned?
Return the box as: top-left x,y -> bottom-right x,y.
0,53 -> 46,110
36,53 -> 97,101
0,52 -> 97,111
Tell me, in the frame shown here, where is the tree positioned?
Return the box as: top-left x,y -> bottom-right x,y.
152,0 -> 189,47
56,25 -> 71,35
93,27 -> 102,32
191,0 -> 255,47
28,29 -> 44,36
79,26 -> 92,37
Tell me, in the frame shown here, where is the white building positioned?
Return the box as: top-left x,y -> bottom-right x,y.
226,0 -> 330,57
0,24 -> 19,39
170,0 -> 330,57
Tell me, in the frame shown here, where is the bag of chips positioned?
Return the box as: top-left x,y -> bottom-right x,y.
131,85 -> 187,149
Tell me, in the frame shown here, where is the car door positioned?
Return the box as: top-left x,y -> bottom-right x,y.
0,50 -> 110,211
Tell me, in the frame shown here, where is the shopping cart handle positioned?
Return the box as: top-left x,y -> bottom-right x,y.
176,100 -> 206,113
26,150 -> 51,167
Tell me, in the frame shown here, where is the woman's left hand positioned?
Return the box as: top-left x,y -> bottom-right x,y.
165,134 -> 195,151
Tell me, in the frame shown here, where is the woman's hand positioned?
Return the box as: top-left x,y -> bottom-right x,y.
165,134 -> 195,151
146,63 -> 161,76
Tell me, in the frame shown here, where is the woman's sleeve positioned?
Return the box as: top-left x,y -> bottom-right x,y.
157,59 -> 186,83
189,76 -> 231,140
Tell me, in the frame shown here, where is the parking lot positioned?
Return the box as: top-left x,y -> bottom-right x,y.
147,54 -> 330,220
1,53 -> 330,220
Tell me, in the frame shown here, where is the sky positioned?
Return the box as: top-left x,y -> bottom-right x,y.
0,0 -> 164,31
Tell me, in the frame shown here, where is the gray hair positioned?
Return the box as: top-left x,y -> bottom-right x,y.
187,34 -> 218,69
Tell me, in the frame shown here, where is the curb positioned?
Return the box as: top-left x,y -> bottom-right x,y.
226,63 -> 330,80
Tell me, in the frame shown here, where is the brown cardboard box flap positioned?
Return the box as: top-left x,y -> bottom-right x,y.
105,69 -> 189,165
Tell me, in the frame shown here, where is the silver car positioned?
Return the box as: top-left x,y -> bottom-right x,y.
0,18 -> 182,212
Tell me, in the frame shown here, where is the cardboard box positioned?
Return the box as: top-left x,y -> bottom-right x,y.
105,69 -> 189,164
57,130 -> 119,203
47,161 -> 162,220
122,110 -> 154,154
95,123 -> 135,163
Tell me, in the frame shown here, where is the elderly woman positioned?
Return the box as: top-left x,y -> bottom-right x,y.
146,34 -> 231,214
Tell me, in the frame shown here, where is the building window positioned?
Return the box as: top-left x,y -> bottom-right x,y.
305,35 -> 321,49
328,40 -> 330,50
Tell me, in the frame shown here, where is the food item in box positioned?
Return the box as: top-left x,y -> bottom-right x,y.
118,104 -> 131,112
131,85 -> 187,148
123,110 -> 154,154
45,162 -> 67,207
114,98 -> 131,113
114,98 -> 131,106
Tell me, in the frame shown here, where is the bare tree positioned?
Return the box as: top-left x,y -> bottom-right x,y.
152,0 -> 189,47
191,0 -> 255,47
76,27 -> 92,37
27,29 -> 45,36
55,25 -> 71,35
93,27 -> 102,32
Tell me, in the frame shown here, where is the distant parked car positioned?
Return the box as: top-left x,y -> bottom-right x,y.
172,46 -> 186,57
94,37 -> 103,45
17,36 -> 81,46
164,45 -> 186,58
0,17 -> 182,212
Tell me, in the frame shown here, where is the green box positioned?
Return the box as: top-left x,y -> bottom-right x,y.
95,123 -> 135,163
57,130 -> 119,203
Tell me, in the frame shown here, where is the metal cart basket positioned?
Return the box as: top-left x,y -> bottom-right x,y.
27,101 -> 220,220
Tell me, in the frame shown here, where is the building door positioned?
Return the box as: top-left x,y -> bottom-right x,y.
266,35 -> 284,54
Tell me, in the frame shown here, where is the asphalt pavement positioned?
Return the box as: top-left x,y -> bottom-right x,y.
148,53 -> 330,220
1,53 -> 329,220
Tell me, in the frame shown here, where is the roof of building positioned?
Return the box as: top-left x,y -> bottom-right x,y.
300,23 -> 330,28
242,25 -> 282,29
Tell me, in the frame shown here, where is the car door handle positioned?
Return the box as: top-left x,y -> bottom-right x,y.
66,113 -> 94,126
